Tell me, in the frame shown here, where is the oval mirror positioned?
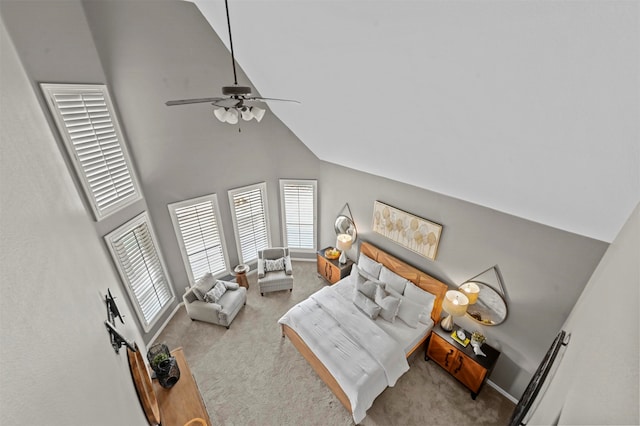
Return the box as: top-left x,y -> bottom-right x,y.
334,215 -> 357,243
460,281 -> 508,326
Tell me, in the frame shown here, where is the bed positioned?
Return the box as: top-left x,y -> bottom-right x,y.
278,242 -> 447,423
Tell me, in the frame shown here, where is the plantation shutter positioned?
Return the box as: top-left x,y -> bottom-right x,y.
229,183 -> 270,264
40,84 -> 141,220
168,195 -> 229,285
281,180 -> 316,250
106,213 -> 174,331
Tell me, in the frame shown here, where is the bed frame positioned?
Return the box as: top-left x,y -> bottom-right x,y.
281,241 -> 448,414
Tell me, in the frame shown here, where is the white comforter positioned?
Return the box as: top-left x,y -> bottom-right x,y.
278,286 -> 409,423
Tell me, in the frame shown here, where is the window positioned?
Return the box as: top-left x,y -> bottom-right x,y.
40,83 -> 142,220
105,213 -> 174,332
168,194 -> 229,286
228,182 -> 271,264
280,179 -> 317,251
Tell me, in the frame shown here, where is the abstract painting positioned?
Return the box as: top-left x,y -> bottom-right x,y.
372,201 -> 443,261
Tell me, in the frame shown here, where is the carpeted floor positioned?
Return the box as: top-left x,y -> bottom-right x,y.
155,261 -> 515,425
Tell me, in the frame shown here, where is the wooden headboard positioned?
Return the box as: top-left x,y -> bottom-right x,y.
360,241 -> 447,325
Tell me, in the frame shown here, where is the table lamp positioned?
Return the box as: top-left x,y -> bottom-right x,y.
441,290 -> 469,331
336,233 -> 353,264
459,282 -> 480,305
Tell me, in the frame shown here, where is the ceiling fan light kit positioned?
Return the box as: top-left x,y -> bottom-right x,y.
165,0 -> 298,127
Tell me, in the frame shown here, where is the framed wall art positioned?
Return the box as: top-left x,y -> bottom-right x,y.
372,201 -> 443,261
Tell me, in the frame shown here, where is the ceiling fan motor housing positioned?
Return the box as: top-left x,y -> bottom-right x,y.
222,86 -> 252,96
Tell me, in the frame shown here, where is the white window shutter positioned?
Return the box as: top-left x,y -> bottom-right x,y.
40,83 -> 142,220
106,213 -> 174,332
168,194 -> 229,286
228,183 -> 271,264
280,180 -> 317,250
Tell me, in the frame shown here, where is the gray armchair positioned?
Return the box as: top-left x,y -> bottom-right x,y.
257,247 -> 294,296
183,273 -> 247,328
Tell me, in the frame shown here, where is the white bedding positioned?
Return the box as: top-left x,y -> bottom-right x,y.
278,274 -> 435,423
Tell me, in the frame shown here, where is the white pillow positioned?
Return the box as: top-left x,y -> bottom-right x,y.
403,281 -> 436,324
192,273 -> 216,301
379,266 -> 410,295
387,288 -> 423,328
204,280 -> 227,303
353,291 -> 382,320
357,253 -> 383,279
374,285 -> 402,323
223,281 -> 239,291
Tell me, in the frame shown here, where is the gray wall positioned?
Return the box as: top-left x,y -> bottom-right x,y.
0,16 -> 147,425
528,203 -> 639,425
1,0 -> 319,341
318,161 -> 608,399
1,0 -> 614,409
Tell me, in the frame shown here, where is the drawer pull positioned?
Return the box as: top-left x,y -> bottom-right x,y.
444,349 -> 453,367
454,355 -> 464,374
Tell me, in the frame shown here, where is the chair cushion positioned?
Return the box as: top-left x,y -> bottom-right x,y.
192,273 -> 216,301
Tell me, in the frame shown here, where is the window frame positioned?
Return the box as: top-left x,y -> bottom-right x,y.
228,182 -> 271,265
168,193 -> 230,287
104,212 -> 175,332
279,179 -> 318,253
40,83 -> 142,221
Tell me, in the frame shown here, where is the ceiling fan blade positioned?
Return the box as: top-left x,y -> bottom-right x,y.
247,96 -> 301,104
212,98 -> 242,108
165,97 -> 226,106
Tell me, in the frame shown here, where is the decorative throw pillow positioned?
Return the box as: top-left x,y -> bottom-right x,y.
204,280 -> 227,303
374,284 -> 402,323
379,266 -> 410,295
222,281 -> 239,291
353,291 -> 382,320
357,280 -> 380,300
403,281 -> 436,325
386,288 -> 423,328
192,273 -> 216,301
357,253 -> 383,280
264,257 -> 285,272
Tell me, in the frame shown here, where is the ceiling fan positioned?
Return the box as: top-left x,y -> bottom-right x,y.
165,0 -> 299,124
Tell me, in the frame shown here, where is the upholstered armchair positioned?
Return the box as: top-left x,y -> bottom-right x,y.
183,273 -> 247,328
257,247 -> 294,296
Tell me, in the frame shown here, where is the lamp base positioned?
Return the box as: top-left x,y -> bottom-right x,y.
440,314 -> 455,331
338,250 -> 347,264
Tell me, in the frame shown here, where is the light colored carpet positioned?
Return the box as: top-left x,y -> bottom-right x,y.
155,261 -> 515,425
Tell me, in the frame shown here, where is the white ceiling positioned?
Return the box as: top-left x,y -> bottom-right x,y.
192,0 -> 639,243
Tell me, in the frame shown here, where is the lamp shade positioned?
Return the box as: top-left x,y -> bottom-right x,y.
336,233 -> 353,251
459,282 -> 480,305
442,290 -> 469,317
252,106 -> 266,122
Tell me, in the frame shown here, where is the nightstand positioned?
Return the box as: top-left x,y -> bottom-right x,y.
317,247 -> 354,284
425,326 -> 500,399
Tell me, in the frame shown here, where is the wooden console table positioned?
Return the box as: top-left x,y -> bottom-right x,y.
152,347 -> 211,426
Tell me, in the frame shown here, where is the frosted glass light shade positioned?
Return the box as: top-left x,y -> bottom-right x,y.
459,282 -> 480,305
214,107 -> 227,122
241,107 -> 254,121
226,108 -> 238,124
252,107 -> 266,122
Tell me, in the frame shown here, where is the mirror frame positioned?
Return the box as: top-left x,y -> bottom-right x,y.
461,280 -> 508,326
334,215 -> 357,243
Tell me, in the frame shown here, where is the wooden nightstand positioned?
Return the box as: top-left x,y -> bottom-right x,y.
426,326 -> 500,399
317,247 -> 354,284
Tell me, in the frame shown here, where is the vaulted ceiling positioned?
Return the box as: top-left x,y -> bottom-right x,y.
192,0 -> 639,243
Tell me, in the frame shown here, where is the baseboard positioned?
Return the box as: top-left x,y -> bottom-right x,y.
148,302 -> 184,346
291,256 -> 316,262
487,379 -> 518,404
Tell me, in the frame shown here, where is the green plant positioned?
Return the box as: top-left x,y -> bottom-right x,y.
471,331 -> 486,344
152,352 -> 169,367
